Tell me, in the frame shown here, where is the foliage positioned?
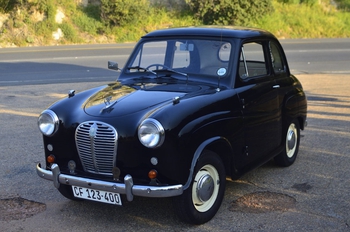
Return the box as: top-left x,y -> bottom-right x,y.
100,0 -> 150,27
335,0 -> 350,10
0,0 -> 18,13
32,0 -> 57,36
254,0 -> 350,38
60,22 -> 81,43
72,5 -> 103,35
184,0 -> 273,25
111,6 -> 198,42
278,0 -> 318,5
1,0 -> 350,47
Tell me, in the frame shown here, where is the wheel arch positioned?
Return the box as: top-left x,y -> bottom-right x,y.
283,91 -> 307,130
183,136 -> 233,190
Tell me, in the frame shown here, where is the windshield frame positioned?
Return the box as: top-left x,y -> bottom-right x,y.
119,37 -> 236,88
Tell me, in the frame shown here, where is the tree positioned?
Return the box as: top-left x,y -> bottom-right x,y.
0,0 -> 19,13
185,0 -> 273,25
100,0 -> 150,27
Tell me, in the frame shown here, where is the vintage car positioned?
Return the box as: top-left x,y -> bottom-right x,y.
36,27 -> 307,224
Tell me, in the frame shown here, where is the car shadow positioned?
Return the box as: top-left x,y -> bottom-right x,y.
0,62 -> 119,86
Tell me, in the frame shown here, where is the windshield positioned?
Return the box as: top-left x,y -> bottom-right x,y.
124,39 -> 233,83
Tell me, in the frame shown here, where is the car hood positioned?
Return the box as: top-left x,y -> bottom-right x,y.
83,81 -> 205,117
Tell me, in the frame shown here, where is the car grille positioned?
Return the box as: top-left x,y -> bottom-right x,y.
75,121 -> 118,176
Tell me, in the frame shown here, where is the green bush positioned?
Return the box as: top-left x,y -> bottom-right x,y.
185,0 -> 273,25
336,0 -> 350,10
34,20 -> 56,36
73,5 -> 103,35
278,0 -> 318,5
100,0 -> 150,27
60,22 -> 80,43
31,0 -> 57,34
0,0 -> 18,13
278,0 -> 301,3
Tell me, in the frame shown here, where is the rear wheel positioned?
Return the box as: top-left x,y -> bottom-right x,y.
274,119 -> 300,167
173,150 -> 226,224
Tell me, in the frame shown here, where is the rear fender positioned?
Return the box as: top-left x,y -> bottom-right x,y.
284,91 -> 307,129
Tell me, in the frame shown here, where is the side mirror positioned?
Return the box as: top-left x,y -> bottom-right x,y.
108,61 -> 120,71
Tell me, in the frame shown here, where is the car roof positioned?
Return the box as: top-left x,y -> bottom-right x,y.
142,26 -> 277,40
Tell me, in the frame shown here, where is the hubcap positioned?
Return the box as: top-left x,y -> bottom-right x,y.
197,174 -> 214,202
287,130 -> 296,150
286,123 -> 297,158
192,164 -> 220,212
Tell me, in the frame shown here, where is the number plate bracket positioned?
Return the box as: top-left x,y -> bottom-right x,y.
72,186 -> 122,205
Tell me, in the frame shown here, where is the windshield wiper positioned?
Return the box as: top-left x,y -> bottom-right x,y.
153,68 -> 188,79
128,66 -> 188,81
127,66 -> 157,75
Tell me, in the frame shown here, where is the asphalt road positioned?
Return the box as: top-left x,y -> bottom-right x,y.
0,38 -> 350,86
0,39 -> 350,231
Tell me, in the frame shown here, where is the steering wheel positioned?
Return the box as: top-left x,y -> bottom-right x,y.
146,64 -> 169,70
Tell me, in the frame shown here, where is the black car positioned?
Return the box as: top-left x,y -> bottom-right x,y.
36,27 -> 307,224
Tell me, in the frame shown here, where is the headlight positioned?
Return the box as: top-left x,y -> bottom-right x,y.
38,109 -> 59,136
138,118 -> 165,148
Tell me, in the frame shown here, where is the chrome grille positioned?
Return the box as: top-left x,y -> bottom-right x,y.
75,121 -> 118,176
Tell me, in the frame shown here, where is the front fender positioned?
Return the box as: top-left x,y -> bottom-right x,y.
183,137 -> 221,190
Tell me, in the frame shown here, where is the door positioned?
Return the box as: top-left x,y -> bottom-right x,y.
237,41 -> 281,166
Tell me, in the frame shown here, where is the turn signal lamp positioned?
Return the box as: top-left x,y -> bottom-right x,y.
148,169 -> 158,179
47,155 -> 55,164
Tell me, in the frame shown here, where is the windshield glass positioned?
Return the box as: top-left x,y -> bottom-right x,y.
125,39 -> 233,83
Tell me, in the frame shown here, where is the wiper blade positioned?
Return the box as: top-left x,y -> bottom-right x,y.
127,66 -> 157,75
154,68 -> 188,78
128,66 -> 188,81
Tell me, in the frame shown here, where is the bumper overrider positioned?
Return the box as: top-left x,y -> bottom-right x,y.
36,163 -> 183,201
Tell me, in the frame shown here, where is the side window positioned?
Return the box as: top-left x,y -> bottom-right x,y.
239,42 -> 267,79
269,42 -> 286,74
173,41 -> 191,69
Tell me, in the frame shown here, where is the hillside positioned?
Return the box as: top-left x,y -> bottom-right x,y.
0,0 -> 349,48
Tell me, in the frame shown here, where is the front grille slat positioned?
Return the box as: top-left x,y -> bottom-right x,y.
75,121 -> 118,176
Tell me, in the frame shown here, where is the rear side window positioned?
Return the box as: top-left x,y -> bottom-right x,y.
239,42 -> 267,79
269,42 -> 286,74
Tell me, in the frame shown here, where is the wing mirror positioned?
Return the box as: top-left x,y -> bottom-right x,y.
108,61 -> 121,71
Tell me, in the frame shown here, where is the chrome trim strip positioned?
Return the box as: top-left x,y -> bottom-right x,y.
36,163 -> 183,200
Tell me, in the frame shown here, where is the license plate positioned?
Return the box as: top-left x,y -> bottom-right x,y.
72,186 -> 122,205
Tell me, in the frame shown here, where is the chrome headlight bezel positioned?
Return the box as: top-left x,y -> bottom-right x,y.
38,109 -> 59,137
138,118 -> 165,148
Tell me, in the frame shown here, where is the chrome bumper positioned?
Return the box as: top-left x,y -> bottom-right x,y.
36,163 -> 183,201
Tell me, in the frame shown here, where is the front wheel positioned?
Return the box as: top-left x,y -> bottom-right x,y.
274,119 -> 300,167
173,150 -> 226,224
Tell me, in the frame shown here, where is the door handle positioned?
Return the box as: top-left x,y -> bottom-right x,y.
240,99 -> 245,109
273,85 -> 280,89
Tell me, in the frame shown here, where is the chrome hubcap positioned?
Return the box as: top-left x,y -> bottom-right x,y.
287,130 -> 296,150
197,174 -> 214,202
192,164 -> 220,212
286,123 -> 297,158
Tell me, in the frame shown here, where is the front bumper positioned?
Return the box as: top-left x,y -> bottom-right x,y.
36,163 -> 183,201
